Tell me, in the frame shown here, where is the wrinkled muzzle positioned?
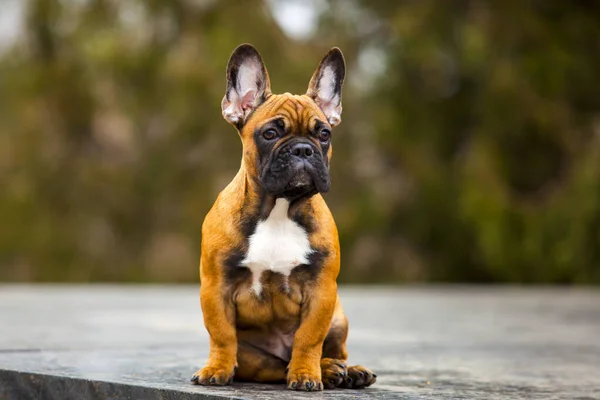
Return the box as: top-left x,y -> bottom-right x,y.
259,138 -> 330,200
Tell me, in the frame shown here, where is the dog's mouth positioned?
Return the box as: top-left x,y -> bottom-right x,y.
287,162 -> 316,189
279,163 -> 318,199
259,141 -> 330,200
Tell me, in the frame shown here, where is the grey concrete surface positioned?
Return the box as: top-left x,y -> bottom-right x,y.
0,285 -> 599,400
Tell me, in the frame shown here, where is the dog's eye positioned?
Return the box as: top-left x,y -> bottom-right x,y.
318,129 -> 331,143
262,129 -> 278,140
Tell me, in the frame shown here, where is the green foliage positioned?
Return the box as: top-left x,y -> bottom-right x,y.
1,0 -> 599,283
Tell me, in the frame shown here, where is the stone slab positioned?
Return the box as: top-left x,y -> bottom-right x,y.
0,285 -> 599,399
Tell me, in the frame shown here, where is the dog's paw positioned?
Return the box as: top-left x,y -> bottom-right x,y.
287,369 -> 323,391
190,363 -> 236,386
339,365 -> 376,389
320,358 -> 347,389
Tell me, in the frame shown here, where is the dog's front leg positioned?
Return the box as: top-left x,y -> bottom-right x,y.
191,272 -> 237,386
287,276 -> 337,391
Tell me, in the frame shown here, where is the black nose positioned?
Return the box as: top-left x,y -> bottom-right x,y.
291,143 -> 314,158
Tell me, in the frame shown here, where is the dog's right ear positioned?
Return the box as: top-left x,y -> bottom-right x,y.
222,44 -> 271,127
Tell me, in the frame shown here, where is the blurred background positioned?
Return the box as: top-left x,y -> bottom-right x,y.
1,0 -> 599,284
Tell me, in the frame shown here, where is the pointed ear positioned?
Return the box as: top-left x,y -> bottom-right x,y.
222,44 -> 271,127
306,48 -> 346,127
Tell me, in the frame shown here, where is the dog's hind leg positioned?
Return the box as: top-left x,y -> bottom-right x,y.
322,298 -> 349,360
235,341 -> 287,383
321,298 -> 377,389
321,299 -> 350,389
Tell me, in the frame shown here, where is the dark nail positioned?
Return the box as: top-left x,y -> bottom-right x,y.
209,377 -> 216,384
291,382 -> 297,389
307,381 -> 314,390
373,373 -> 378,377
336,372 -> 342,377
358,372 -> 364,378
190,375 -> 198,382
348,377 -> 353,384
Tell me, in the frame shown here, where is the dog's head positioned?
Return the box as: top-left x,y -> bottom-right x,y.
221,44 -> 345,201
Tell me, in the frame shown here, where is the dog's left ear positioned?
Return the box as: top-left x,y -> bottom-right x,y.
307,48 -> 346,127
222,44 -> 271,127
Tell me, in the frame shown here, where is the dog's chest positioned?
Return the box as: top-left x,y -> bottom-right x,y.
241,198 -> 312,295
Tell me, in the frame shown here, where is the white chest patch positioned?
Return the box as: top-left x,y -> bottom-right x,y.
241,198 -> 312,295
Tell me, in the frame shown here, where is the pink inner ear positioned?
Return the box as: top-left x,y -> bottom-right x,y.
316,96 -> 342,126
241,89 -> 257,111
